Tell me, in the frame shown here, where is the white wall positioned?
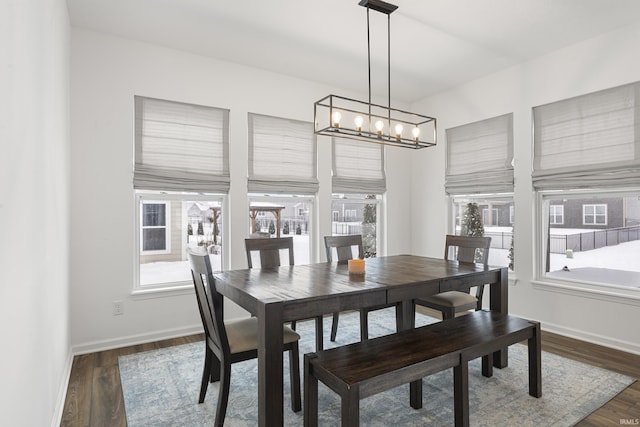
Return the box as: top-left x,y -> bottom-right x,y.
0,0 -> 71,425
410,22 -> 640,354
69,29 -> 413,351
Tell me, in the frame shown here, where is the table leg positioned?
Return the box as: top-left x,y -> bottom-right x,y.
258,301 -> 284,427
398,300 -> 422,408
490,267 -> 509,368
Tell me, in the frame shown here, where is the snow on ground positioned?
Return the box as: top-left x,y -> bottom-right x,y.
141,233 -> 639,289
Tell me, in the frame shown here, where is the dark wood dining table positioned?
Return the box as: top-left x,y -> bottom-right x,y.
212,254 -> 508,426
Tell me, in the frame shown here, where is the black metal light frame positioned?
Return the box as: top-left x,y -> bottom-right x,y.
314,0 -> 437,149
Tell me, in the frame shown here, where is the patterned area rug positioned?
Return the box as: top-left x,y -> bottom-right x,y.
119,309 -> 634,426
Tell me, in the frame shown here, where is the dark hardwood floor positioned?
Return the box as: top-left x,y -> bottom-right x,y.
60,328 -> 639,426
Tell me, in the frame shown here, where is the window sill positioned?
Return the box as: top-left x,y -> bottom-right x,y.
131,282 -> 193,300
531,278 -> 640,307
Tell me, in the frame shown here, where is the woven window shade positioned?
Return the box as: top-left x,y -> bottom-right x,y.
445,113 -> 513,195
134,96 -> 229,192
248,113 -> 318,194
332,137 -> 386,194
533,82 -> 640,190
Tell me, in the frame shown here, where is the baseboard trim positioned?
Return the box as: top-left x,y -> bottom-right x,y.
52,350 -> 74,427
540,320 -> 640,356
71,324 -> 204,356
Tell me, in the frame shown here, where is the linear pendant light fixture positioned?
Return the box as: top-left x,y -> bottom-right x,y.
314,0 -> 437,149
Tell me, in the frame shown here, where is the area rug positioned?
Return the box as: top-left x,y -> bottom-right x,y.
119,309 -> 635,426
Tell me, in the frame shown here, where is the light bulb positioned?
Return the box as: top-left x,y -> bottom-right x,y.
394,123 -> 403,139
375,120 -> 384,136
412,126 -> 420,140
331,111 -> 341,128
354,115 -> 364,132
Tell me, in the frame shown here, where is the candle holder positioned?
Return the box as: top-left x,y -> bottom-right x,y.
348,259 -> 365,276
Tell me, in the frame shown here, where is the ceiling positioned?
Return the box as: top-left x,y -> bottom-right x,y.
66,0 -> 640,103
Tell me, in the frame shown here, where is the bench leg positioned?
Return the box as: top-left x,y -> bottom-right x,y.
454,359 -> 470,427
341,385 -> 360,427
304,354 -> 319,427
528,321 -> 542,398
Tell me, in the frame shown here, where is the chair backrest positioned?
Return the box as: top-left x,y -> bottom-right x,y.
324,235 -> 364,263
245,236 -> 295,268
187,248 -> 229,357
444,234 -> 491,267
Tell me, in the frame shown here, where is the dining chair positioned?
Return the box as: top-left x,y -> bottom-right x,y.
324,234 -> 401,341
187,247 -> 301,426
244,236 -> 325,351
323,235 -> 364,341
415,234 -> 492,320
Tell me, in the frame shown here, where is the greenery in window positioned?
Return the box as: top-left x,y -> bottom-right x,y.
362,195 -> 377,258
462,202 -> 485,262
508,226 -> 514,271
283,221 -> 290,235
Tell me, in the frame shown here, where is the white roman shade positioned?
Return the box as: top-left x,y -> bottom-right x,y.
134,96 -> 230,193
248,113 -> 318,194
532,82 -> 640,190
445,113 -> 513,195
332,137 -> 386,194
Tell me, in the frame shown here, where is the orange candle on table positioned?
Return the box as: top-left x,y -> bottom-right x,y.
348,259 -> 365,275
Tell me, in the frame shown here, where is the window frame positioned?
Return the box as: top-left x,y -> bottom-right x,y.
331,193 -> 385,258
248,194 -> 316,264
449,193 -> 514,270
134,191 -> 227,294
534,188 -> 640,299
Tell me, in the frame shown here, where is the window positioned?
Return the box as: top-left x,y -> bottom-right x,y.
134,96 -> 229,289
249,196 -> 313,264
141,201 -> 169,253
446,114 -> 514,269
332,194 -> 382,258
549,205 -> 564,225
137,193 -> 224,287
247,113 -> 317,264
583,204 -> 607,225
451,195 -> 514,268
331,137 -> 386,258
533,82 -> 640,291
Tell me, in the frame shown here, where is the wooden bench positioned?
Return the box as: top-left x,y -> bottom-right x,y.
304,310 -> 541,427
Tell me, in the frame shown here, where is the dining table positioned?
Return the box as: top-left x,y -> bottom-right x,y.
212,254 -> 508,426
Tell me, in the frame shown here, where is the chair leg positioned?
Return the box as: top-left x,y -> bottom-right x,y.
214,362 -> 231,427
291,320 -> 297,330
315,316 -> 324,351
199,346 -> 213,403
289,343 -> 302,413
210,352 -> 221,383
442,307 -> 455,320
359,309 -> 370,340
330,312 -> 340,342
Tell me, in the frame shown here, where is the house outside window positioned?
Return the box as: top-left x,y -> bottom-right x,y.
583,204 -> 607,225
134,96 -> 229,290
141,201 -> 169,253
533,81 -> 640,292
549,205 -> 564,225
